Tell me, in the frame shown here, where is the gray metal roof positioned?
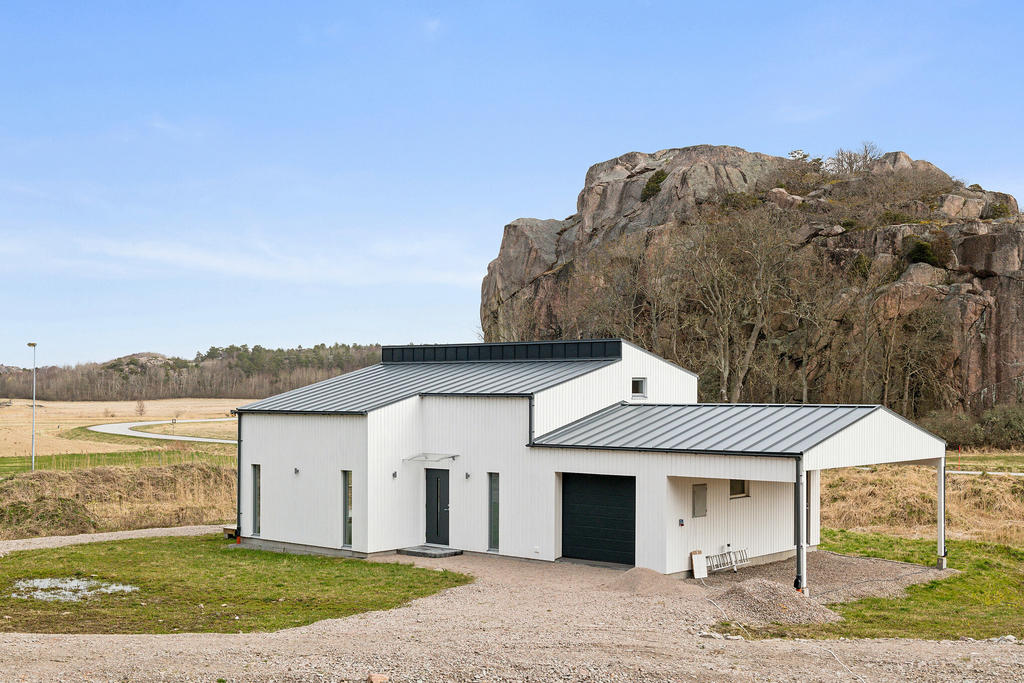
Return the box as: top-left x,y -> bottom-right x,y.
533,403 -> 883,455
237,359 -> 617,415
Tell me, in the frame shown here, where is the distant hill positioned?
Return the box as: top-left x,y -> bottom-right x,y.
0,343 -> 380,401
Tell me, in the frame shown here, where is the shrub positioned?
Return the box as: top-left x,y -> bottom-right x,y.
641,169 -> 668,202
922,406 -> 1024,450
988,203 -> 1012,219
968,183 -> 984,192
928,229 -> 954,267
904,237 -> 942,267
840,218 -> 862,230
850,251 -> 871,280
879,209 -> 914,225
720,192 -> 760,211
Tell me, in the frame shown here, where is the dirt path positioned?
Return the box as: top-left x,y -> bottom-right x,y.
0,539 -> 1020,681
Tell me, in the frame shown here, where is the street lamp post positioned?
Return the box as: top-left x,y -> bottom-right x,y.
27,342 -> 37,471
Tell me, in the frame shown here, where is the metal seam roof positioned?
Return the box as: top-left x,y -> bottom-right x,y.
532,403 -> 886,455
236,359 -> 618,414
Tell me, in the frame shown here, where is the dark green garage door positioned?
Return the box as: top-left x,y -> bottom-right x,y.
561,473 -> 635,565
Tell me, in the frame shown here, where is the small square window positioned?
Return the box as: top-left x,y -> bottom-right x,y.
631,377 -> 647,397
729,479 -> 749,498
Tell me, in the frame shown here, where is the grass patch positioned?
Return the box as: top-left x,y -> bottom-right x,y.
0,450 -> 235,476
0,534 -> 470,633
743,530 -> 1024,640
954,452 -> 1024,473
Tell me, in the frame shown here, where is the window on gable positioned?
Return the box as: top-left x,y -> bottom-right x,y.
631,377 -> 647,398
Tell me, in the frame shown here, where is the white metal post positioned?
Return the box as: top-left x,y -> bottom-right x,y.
27,342 -> 37,471
937,456 -> 947,569
794,457 -> 808,594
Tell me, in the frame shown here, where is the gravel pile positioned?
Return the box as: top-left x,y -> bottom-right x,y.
712,578 -> 843,625
696,549 -> 957,604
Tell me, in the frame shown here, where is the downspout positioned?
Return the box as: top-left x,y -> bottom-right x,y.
233,410 -> 242,540
793,453 -> 808,594
527,395 -> 535,445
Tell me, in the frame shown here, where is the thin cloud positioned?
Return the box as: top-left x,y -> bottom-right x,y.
70,235 -> 482,287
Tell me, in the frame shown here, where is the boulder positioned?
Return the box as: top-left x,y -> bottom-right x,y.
820,225 -> 845,237
939,194 -> 986,220
767,187 -> 804,209
901,262 -> 946,286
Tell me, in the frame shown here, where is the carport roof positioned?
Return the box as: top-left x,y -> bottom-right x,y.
236,359 -> 617,415
533,403 -> 894,456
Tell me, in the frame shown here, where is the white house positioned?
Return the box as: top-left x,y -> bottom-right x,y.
234,339 -> 947,590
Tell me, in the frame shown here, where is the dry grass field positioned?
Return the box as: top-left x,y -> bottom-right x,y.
821,465 -> 1024,546
133,420 -> 238,440
0,398 -> 249,457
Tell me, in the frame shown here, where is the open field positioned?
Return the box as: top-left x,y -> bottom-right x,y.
821,464 -> 1024,546
133,419 -> 238,440
0,534 -> 469,633
0,398 -> 250,458
953,450 -> 1024,472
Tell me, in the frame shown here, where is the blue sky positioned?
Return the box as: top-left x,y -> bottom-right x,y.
3,1 -> 1022,366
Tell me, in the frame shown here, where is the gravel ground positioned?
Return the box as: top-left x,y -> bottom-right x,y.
696,550 -> 958,604
0,535 -> 1021,681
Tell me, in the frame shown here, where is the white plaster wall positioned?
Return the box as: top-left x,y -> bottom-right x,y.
239,413 -> 368,551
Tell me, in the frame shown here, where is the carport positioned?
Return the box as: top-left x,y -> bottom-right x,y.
533,403 -> 947,592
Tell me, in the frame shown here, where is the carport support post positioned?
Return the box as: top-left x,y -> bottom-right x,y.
794,456 -> 808,595
937,456 -> 947,569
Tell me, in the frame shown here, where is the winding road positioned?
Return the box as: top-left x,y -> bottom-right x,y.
87,418 -> 237,444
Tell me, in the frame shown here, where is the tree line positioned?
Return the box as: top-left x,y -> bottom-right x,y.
0,343 -> 380,401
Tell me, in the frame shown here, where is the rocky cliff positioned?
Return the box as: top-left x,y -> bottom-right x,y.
481,145 -> 1024,411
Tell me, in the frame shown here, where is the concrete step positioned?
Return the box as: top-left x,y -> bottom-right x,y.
397,544 -> 463,558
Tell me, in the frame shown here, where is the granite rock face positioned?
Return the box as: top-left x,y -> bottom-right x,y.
481,145 -> 1023,407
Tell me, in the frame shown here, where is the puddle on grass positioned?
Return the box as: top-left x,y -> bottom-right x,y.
10,577 -> 139,602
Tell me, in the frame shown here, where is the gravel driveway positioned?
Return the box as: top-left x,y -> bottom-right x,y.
0,535 -> 1021,682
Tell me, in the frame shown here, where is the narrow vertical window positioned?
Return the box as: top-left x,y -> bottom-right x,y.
487,472 -> 499,551
342,470 -> 353,547
251,464 -> 261,536
692,483 -> 707,518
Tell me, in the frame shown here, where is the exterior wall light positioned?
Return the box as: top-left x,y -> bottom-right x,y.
392,471 -> 398,478
293,467 -> 300,474
465,472 -> 471,479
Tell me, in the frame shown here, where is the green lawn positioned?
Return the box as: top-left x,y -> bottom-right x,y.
952,452 -> 1024,473
738,529 -> 1024,640
0,534 -> 470,633
0,450 -> 235,475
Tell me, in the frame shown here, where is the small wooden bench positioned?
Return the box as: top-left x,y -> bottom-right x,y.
222,525 -> 238,539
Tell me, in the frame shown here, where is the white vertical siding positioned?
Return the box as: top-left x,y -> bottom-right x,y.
804,409 -> 945,470
365,396 -> 422,553
532,344 -> 698,436
666,477 -> 795,574
808,469 -> 820,546
239,413 -> 367,550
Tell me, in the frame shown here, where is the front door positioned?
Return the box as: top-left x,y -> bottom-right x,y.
425,468 -> 449,545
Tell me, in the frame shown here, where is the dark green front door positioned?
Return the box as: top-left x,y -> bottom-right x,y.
561,473 -> 635,565
425,468 -> 449,545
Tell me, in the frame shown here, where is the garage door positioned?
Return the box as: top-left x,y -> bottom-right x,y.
561,473 -> 635,565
